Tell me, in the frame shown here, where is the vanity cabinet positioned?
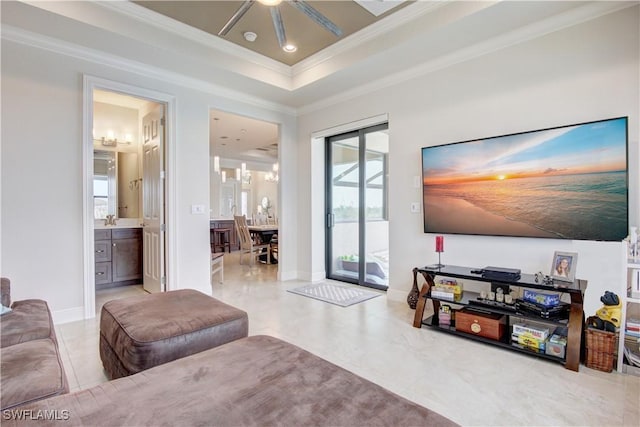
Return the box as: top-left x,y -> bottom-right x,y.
95,228 -> 142,289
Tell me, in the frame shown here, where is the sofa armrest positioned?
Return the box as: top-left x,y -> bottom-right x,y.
1,277 -> 10,307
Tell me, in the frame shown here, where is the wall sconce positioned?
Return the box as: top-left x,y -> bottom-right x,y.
214,156 -> 220,173
129,178 -> 142,190
221,170 -> 227,183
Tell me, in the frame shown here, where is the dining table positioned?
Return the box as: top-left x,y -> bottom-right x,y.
247,224 -> 278,244
247,224 -> 278,264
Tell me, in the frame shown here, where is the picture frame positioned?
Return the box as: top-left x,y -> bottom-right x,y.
550,251 -> 578,282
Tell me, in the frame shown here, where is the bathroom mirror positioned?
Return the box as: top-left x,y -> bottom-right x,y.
94,150 -> 140,219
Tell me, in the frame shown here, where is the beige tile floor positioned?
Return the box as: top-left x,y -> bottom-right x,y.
56,251 -> 640,426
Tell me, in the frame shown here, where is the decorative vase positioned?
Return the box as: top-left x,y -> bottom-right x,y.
407,281 -> 419,309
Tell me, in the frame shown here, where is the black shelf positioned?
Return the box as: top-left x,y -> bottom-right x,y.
412,264 -> 586,371
427,290 -> 569,326
421,264 -> 583,294
422,315 -> 565,364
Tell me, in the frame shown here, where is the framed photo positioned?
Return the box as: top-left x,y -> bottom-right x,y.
550,251 -> 578,282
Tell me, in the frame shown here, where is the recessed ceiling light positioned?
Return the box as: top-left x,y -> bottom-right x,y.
243,31 -> 257,42
220,136 -> 228,139
283,44 -> 297,53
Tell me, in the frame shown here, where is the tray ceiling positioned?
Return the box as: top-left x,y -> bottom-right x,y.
134,1 -> 411,65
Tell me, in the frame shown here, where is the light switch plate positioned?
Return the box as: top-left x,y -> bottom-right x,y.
410,202 -> 420,213
191,204 -> 205,214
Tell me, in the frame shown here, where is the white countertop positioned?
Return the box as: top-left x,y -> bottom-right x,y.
94,219 -> 142,229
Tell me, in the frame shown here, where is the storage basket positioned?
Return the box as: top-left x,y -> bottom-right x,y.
585,325 -> 617,372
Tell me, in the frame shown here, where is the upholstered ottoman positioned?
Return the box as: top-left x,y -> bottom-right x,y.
99,289 -> 248,379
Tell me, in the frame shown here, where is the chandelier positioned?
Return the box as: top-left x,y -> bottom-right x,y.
265,163 -> 279,182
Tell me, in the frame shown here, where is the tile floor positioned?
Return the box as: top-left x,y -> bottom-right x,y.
55,251 -> 640,426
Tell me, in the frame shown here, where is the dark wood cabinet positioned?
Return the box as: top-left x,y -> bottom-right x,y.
95,228 -> 142,289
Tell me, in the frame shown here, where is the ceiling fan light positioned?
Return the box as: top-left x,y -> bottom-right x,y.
283,44 -> 297,53
258,0 -> 282,6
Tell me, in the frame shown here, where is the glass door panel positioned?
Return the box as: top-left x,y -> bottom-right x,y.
326,124 -> 388,290
364,130 -> 389,288
328,135 -> 360,284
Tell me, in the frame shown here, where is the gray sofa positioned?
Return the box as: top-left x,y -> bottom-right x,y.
0,278 -> 69,411
1,280 -> 456,426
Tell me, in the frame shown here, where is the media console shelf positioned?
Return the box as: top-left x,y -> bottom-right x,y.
412,265 -> 587,371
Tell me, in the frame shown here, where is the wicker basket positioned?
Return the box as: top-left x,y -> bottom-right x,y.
585,325 -> 618,372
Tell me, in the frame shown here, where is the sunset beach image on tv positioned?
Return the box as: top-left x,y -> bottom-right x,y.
422,117 -> 628,241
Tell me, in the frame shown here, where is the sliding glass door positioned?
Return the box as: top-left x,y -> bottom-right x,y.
326,123 -> 389,290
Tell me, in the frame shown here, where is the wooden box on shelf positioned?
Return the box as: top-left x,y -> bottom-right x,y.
455,308 -> 506,340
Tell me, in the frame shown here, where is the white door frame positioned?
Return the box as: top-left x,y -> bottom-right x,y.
82,75 -> 177,319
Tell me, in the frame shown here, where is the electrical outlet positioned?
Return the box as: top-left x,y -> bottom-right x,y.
410,202 -> 420,213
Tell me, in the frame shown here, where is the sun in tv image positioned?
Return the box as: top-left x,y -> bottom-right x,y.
422,117 -> 628,241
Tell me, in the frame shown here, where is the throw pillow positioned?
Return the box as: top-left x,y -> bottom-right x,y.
0,304 -> 12,315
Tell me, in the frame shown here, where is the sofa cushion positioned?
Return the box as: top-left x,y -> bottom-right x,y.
0,299 -> 56,348
100,289 -> 248,378
4,336 -> 457,426
0,338 -> 69,410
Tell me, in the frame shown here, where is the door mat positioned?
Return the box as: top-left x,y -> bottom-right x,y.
287,282 -> 381,307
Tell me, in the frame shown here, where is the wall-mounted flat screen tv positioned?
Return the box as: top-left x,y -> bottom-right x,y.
422,117 -> 628,241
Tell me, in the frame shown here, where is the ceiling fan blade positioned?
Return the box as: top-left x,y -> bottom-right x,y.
270,6 -> 287,48
290,0 -> 343,37
218,0 -> 255,36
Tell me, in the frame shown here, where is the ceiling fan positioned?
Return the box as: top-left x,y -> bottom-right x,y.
218,0 -> 343,52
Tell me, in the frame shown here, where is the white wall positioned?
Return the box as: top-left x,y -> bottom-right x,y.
0,39 -> 297,320
297,7 -> 639,315
1,3 -> 637,321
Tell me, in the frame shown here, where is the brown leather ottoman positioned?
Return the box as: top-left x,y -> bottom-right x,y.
99,289 -> 248,379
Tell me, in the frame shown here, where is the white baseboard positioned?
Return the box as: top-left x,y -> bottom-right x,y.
387,288 -> 410,303
278,270 -> 298,282
52,306 -> 85,325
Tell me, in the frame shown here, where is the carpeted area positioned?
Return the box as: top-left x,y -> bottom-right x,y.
287,282 -> 381,307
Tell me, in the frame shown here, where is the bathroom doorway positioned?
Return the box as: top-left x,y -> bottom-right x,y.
83,77 -> 175,318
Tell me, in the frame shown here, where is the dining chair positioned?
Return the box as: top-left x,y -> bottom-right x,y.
270,234 -> 278,263
211,252 -> 224,285
234,215 -> 270,266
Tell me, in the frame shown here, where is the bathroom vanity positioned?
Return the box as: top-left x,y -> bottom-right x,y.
95,227 -> 142,289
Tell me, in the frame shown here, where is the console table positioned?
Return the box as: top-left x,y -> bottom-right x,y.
411,265 -> 587,371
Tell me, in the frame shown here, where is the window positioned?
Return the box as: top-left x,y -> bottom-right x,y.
94,176 -> 109,219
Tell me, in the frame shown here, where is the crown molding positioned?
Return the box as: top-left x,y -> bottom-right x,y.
298,0 -> 637,115
1,25 -> 297,116
291,1 -> 445,77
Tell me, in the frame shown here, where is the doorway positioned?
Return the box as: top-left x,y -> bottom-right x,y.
209,109 -> 279,268
325,123 -> 389,290
83,76 -> 175,318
